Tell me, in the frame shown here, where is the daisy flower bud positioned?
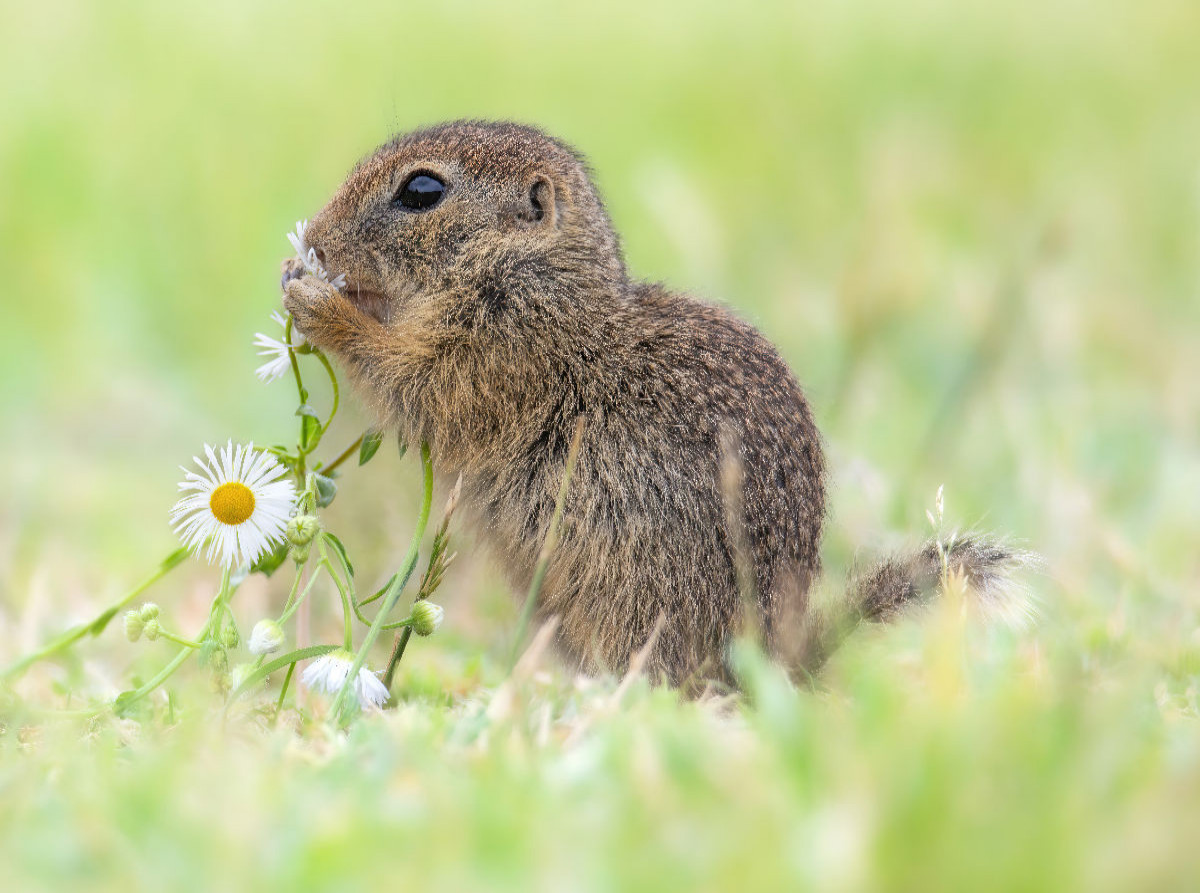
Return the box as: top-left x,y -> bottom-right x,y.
138,603 -> 160,621
220,623 -> 240,649
300,649 -> 389,711
124,611 -> 145,642
410,601 -> 444,637
142,618 -> 162,642
248,619 -> 286,656
287,514 -> 321,548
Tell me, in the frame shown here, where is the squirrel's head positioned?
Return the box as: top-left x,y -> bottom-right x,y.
302,120 -> 625,324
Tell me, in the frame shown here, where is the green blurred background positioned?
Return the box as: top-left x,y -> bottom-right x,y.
2,1 -> 1200,888
2,0 -> 1195,616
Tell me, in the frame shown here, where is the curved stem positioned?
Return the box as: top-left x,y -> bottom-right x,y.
280,562 -> 305,618
1,547 -> 189,682
317,554 -> 355,650
315,350 -> 340,434
329,441 -> 433,723
320,434 -> 365,478
273,663 -> 296,721
285,316 -> 309,479
120,644 -> 198,706
116,567 -> 233,712
157,630 -> 204,649
279,564 -> 323,625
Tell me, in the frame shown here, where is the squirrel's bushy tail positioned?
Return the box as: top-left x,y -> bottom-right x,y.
791,535 -> 1037,678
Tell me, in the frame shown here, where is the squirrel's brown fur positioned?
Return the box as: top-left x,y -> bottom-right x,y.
283,120 -> 1030,687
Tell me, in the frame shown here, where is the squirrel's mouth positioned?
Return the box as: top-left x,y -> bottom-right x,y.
342,283 -> 391,325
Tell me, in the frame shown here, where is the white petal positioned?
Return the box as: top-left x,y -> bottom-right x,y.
354,669 -> 389,710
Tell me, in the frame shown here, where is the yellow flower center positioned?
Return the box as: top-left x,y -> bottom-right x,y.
209,482 -> 256,525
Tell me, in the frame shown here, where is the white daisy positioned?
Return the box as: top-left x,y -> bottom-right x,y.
287,219 -> 347,290
300,649 -> 389,710
253,310 -> 307,383
170,441 -> 297,570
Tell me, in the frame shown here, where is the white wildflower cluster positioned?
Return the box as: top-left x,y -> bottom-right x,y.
155,220 -> 426,718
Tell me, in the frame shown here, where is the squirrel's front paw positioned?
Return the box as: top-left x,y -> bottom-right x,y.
283,276 -> 351,346
280,256 -> 307,291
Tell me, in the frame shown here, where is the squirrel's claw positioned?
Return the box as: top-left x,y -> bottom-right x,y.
280,256 -> 307,292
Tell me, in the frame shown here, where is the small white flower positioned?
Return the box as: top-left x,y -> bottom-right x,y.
287,219 -> 347,290
248,619 -> 286,656
254,311 -> 307,383
300,649 -> 389,711
171,441 -> 297,570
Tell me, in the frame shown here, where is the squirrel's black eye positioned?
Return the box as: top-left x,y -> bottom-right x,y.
395,173 -> 445,211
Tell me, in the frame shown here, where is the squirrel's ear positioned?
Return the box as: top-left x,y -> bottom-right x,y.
523,175 -> 558,228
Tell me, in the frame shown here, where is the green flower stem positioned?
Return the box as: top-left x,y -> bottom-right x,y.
279,562 -> 306,618
379,616 -> 413,632
228,644 -> 339,702
330,441 -> 433,724
0,546 -> 189,683
317,552 -> 355,650
383,626 -> 412,691
273,662 -> 296,719
157,630 -> 205,649
279,564 -> 323,625
122,642 -> 201,706
284,316 -> 309,479
319,433 -> 366,478
116,567 -> 234,712
314,349 -> 340,435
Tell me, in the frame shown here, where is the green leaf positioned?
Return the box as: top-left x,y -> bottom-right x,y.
323,532 -> 354,577
300,413 -> 322,452
229,644 -> 340,700
112,690 -> 138,717
159,546 -> 192,572
87,609 -> 119,637
358,428 -> 385,466
252,540 -> 291,577
358,571 -> 399,607
314,473 -> 337,507
397,436 -> 408,461
264,446 -> 298,470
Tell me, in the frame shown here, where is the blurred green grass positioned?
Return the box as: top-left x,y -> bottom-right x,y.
2,0 -> 1199,890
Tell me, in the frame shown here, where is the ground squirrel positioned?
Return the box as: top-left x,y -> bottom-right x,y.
283,120 -> 1029,688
